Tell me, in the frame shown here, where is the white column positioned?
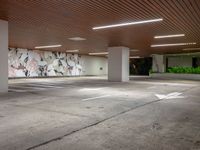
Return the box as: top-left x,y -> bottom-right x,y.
108,46 -> 129,82
152,54 -> 166,73
0,19 -> 8,92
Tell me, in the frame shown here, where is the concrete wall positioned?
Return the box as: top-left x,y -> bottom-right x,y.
8,48 -> 108,78
108,47 -> 129,82
168,56 -> 192,67
152,54 -> 165,73
0,20 -> 8,92
121,47 -> 130,81
81,55 -> 107,76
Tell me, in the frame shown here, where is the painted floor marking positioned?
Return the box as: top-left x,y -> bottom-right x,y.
82,95 -> 111,101
155,92 -> 184,100
79,88 -> 104,91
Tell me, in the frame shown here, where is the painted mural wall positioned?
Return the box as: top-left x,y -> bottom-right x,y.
8,48 -> 83,77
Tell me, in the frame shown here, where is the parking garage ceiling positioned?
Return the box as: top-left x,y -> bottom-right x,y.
0,0 -> 200,56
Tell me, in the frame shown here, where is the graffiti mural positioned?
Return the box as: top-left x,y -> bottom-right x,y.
8,48 -> 83,77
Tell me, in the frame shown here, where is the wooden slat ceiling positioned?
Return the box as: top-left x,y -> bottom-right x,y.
0,0 -> 200,56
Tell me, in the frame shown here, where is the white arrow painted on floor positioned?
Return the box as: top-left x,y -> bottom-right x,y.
155,92 -> 184,100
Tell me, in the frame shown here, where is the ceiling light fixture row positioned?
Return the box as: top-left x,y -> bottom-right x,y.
129,56 -> 141,59
154,34 -> 185,39
151,42 -> 196,47
66,49 -> 79,53
68,37 -> 86,41
182,47 -> 200,51
89,52 -> 108,55
35,17 -> 198,54
92,18 -> 163,30
153,34 -> 197,48
35,18 -> 163,53
35,45 -> 62,49
92,18 -> 197,50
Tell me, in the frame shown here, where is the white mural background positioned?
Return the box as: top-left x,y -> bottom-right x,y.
8,48 -> 83,77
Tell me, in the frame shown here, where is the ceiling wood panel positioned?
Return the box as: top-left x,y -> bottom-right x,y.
0,0 -> 199,56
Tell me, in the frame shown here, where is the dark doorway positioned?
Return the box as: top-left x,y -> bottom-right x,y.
192,57 -> 200,68
192,57 -> 197,68
130,57 -> 152,75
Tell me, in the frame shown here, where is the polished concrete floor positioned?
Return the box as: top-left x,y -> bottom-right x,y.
0,76 -> 200,150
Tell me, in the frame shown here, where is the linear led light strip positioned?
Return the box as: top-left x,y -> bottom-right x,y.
93,18 -> 163,30
182,47 -> 200,51
151,42 -> 196,47
89,52 -> 108,55
66,49 -> 79,53
129,56 -> 141,59
35,45 -> 62,49
154,34 -> 185,39
68,37 -> 86,41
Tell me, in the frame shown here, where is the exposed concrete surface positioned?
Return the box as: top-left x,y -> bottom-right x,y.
150,73 -> 200,81
0,76 -> 200,150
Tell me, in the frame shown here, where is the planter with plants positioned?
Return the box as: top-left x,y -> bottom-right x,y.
149,67 -> 200,80
167,67 -> 200,74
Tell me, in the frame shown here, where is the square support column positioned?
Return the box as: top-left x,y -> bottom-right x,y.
0,19 -> 8,92
108,46 -> 129,82
152,54 -> 166,73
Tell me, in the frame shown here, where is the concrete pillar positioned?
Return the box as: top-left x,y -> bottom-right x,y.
152,54 -> 166,73
108,46 -> 129,82
0,19 -> 8,92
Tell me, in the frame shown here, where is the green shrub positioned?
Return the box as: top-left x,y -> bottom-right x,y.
167,67 -> 200,74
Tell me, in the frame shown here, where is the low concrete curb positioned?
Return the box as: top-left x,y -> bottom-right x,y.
150,73 -> 200,80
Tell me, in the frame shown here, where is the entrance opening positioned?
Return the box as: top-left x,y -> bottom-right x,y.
130,57 -> 152,75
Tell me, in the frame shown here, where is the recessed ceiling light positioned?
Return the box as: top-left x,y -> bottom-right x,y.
182,47 -> 200,51
151,42 -> 196,47
129,56 -> 141,59
92,18 -> 163,30
35,45 -> 62,49
66,49 -> 79,53
88,52 -> 108,55
68,37 -> 86,41
154,34 -> 185,39
130,49 -> 139,52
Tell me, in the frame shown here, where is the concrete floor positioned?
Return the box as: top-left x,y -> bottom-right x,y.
0,76 -> 200,150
